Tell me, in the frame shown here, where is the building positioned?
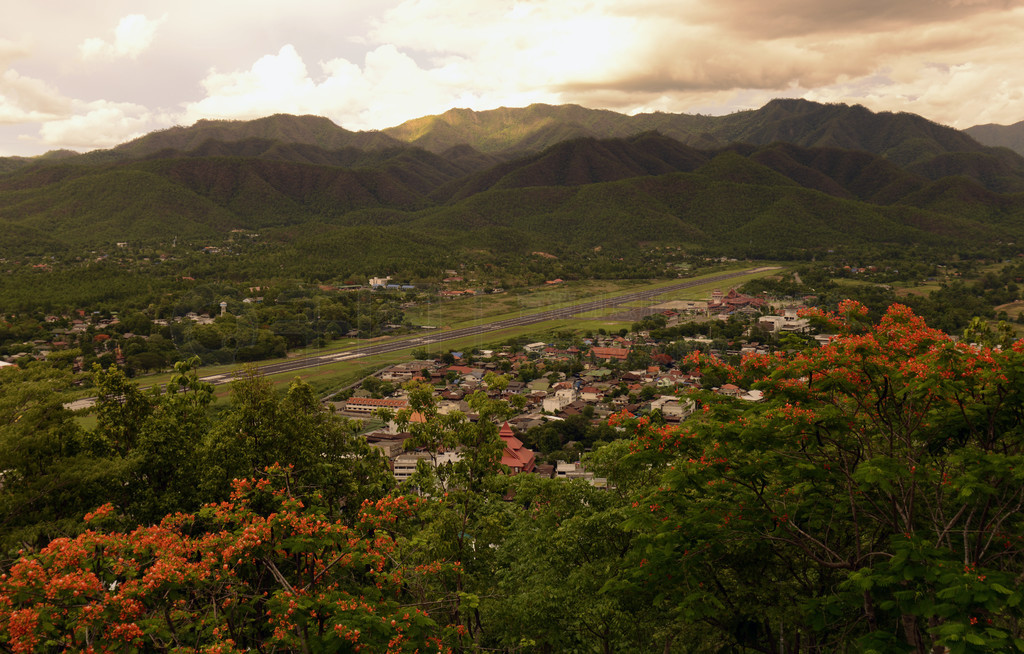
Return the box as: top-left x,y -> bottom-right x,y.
499,422 -> 536,474
591,346 -> 630,361
758,308 -> 810,334
393,450 -> 462,483
341,397 -> 408,415
650,396 -> 696,421
554,461 -> 608,488
543,388 -> 578,413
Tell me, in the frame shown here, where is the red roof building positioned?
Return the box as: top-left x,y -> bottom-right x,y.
591,346 -> 630,361
342,397 -> 409,414
498,422 -> 536,475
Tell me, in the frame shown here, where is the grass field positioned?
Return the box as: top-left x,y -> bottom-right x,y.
629,270 -> 781,304
404,277 -> 689,329
995,300 -> 1024,320
893,282 -> 943,298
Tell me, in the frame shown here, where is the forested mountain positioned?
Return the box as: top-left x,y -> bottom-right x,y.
2,100 -> 1024,265
966,119 -> 1024,157
386,98 -> 1022,175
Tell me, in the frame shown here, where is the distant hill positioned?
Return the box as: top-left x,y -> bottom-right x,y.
386,99 -> 1024,193
114,114 -> 402,159
4,101 -> 1024,265
2,126 -> 1023,262
965,121 -> 1024,158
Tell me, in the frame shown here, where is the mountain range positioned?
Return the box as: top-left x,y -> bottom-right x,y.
3,99 -> 1024,265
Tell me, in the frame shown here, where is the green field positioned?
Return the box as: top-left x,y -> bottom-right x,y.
638,269 -> 783,302
404,277 -> 688,329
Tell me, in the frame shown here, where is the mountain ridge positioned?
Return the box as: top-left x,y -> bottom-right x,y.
3,100 -> 1024,264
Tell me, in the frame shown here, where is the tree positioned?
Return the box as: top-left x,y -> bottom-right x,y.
486,474 -> 655,653
387,381 -> 516,646
122,357 -> 213,524
619,302 -> 1024,652
0,468 -> 457,652
93,363 -> 154,456
200,369 -> 390,518
0,365 -> 121,561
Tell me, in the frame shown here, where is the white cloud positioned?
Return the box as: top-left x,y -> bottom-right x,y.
0,37 -> 32,69
4,0 -> 1024,155
356,0 -> 1024,128
0,36 -> 69,124
0,69 -> 71,124
79,14 -> 167,62
37,100 -> 166,148
179,43 -> 554,130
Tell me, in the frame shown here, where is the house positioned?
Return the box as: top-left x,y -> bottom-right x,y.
650,396 -> 696,421
499,422 -> 536,474
341,397 -> 408,415
759,308 -> 810,334
364,432 -> 413,460
591,346 -> 630,361
717,384 -> 744,398
543,388 -> 578,413
554,461 -> 608,487
393,450 -> 462,483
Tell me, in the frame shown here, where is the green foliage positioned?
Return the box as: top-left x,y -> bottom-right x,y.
0,365 -> 122,561
618,302 -> 1024,651
200,368 -> 391,518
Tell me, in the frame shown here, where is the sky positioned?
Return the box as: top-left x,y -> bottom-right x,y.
3,0 -> 1024,157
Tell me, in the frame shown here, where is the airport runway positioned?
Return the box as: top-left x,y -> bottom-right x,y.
199,266 -> 776,384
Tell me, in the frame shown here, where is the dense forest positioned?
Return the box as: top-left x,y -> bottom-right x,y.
3,304 -> 1024,652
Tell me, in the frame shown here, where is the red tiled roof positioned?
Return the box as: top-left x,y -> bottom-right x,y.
592,346 -> 629,360
344,397 -> 408,408
499,422 -> 535,474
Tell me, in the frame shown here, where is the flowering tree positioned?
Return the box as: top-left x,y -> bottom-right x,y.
621,303 -> 1024,653
0,466 -> 456,653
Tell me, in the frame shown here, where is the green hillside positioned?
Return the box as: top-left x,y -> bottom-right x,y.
3,104 -> 1024,265
386,99 -> 1024,194
966,120 -> 1024,157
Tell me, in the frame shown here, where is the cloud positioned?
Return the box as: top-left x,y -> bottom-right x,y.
79,14 -> 167,62
351,0 -> 1024,129
656,0 -> 1024,38
36,100 -> 166,148
178,43 -> 550,130
0,37 -> 68,124
0,70 -> 71,124
6,0 -> 1024,155
0,37 -> 32,69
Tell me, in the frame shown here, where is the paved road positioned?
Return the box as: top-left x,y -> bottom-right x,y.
64,267 -> 774,410
198,266 -> 777,384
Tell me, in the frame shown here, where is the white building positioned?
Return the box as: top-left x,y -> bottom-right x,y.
759,308 -> 810,334
649,396 -> 696,421
393,450 -> 462,483
543,388 -> 578,413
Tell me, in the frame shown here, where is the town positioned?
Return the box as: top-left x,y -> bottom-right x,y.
329,285 -> 820,486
